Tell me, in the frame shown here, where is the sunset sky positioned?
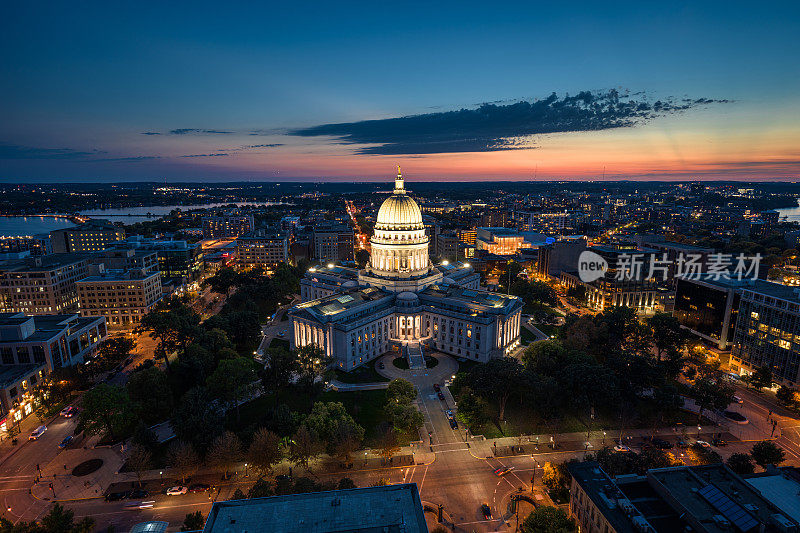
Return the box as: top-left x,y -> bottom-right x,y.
1,1 -> 799,182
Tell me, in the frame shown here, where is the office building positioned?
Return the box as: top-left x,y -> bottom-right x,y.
201,214 -> 254,239
568,461 -> 798,533
673,275 -> 742,350
0,312 -> 107,432
110,237 -> 203,282
312,222 -> 354,263
0,235 -> 52,256
536,237 -> 588,278
202,484 -> 428,533
236,230 -> 289,270
0,254 -> 91,315
93,248 -> 159,275
76,270 -> 162,327
50,220 -> 125,253
435,231 -> 459,261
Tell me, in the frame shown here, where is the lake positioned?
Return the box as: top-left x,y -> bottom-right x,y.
78,202 -> 277,224
777,200 -> 800,222
0,216 -> 76,238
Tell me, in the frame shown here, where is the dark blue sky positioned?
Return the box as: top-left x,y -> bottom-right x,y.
1,1 -> 798,181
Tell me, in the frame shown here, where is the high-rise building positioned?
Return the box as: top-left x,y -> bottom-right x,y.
312,222 -> 354,263
536,237 -> 587,278
0,254 -> 91,315
50,220 -> 125,253
108,237 -> 203,282
201,214 -> 254,239
673,275 -> 741,350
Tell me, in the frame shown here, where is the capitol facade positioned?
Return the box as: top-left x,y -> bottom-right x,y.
289,170 -> 522,371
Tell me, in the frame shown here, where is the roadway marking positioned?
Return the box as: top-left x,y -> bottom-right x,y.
417,465 -> 429,495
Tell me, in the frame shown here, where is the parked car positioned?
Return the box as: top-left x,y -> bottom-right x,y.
433,383 -> 441,392
449,418 -> 458,429
29,426 -> 47,440
695,440 -> 712,448
481,503 -> 493,520
105,491 -> 130,502
445,409 -> 454,419
166,486 -> 188,496
189,483 -> 210,493
58,436 -> 73,449
734,395 -> 744,404
613,444 -> 632,453
60,406 -> 77,418
652,438 -> 673,449
437,391 -> 445,401
127,489 -> 149,499
378,362 -> 385,369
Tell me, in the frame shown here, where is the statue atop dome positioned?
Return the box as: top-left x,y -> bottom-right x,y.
394,165 -> 405,193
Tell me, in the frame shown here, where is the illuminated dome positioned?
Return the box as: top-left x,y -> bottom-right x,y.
367,168 -> 430,280
375,171 -> 423,230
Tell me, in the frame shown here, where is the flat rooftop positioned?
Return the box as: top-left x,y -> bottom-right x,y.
682,275 -> 800,301
202,484 -> 427,533
420,283 -> 520,312
0,313 -> 102,342
744,469 -> 800,523
77,271 -> 158,283
0,253 -> 88,272
294,287 -> 390,319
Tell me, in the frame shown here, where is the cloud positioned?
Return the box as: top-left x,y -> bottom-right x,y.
0,143 -> 101,160
168,128 -> 234,135
87,155 -> 162,162
179,153 -> 231,158
140,132 -> 161,135
245,143 -> 283,148
289,90 -> 732,155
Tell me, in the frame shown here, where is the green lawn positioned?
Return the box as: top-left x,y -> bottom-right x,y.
520,327 -> 538,345
466,396 -> 713,439
333,360 -> 389,384
269,338 -> 290,350
230,388 -> 415,447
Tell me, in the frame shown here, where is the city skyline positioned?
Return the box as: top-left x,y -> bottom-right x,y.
1,2 -> 799,182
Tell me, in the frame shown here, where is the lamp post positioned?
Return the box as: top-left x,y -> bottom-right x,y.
244,463 -> 249,477
159,471 -> 163,484
364,452 -> 368,466
603,431 -> 606,446
697,425 -> 702,438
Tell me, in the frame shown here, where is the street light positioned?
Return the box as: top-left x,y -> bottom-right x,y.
697,426 -> 702,438
159,471 -> 163,483
244,463 -> 249,477
364,452 -> 368,466
603,431 -> 606,445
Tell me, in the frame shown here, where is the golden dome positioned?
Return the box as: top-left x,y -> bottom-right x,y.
375,169 -> 423,230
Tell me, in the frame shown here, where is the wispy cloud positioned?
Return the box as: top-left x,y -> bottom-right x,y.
87,155 -> 162,162
168,128 -> 234,135
140,132 -> 161,136
289,90 -> 732,155
179,153 -> 231,158
0,143 -> 102,160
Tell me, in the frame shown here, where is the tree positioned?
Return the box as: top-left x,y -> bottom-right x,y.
171,387 -> 223,454
126,443 -> 152,488
691,377 -> 734,420
247,477 -> 274,498
207,357 -> 257,423
747,366 -> 774,390
648,313 -> 688,361
30,503 -> 95,533
751,440 -> 785,469
132,422 -> 159,452
689,444 -> 722,465
295,345 -> 332,393
96,336 -> 136,370
167,440 -> 200,484
330,420 -> 364,466
289,426 -> 321,471
181,511 -> 205,532
337,477 -> 356,490
386,379 -> 417,404
355,249 -> 370,268
454,387 -> 490,430
385,402 -> 424,433
468,357 -> 523,421
261,347 -> 299,403
375,422 -> 400,465
204,267 -> 239,295
78,384 -> 133,441
246,428 -> 282,477
303,402 -> 364,457
207,431 -> 242,480
126,367 -> 173,424
776,385 -> 796,406
136,299 -> 201,370
541,462 -> 569,492
230,488 -> 246,501
520,506 -> 574,533
726,453 -> 755,475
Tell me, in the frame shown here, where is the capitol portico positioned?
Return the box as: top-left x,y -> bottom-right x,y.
289,169 -> 522,371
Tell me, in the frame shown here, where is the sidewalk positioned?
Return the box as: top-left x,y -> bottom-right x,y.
0,410 -> 63,467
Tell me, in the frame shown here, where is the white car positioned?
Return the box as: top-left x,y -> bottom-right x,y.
166,486 -> 188,496
613,444 -> 632,453
734,395 -> 744,404
29,425 -> 47,440
695,440 -> 712,448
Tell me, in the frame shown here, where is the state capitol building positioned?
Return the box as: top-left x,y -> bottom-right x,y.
289,170 -> 523,371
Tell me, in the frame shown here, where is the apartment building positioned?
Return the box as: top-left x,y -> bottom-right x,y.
50,219 -> 125,253
201,214 -> 254,239
0,254 -> 91,315
107,237 -> 203,282
76,270 -> 162,327
236,230 -> 289,270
